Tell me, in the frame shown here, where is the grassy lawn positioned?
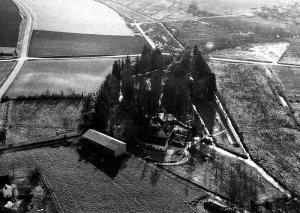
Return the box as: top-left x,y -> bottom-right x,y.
211,61 -> 300,196
0,146 -> 207,213
5,58 -> 116,98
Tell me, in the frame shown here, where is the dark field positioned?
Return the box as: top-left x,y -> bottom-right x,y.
0,0 -> 21,48
29,30 -> 148,57
0,147 -> 207,213
212,61 -> 300,196
0,61 -> 16,87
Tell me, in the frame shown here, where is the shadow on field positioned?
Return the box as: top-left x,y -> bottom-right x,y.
77,144 -> 130,179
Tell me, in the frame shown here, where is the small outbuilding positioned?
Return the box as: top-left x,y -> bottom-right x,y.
82,129 -> 126,158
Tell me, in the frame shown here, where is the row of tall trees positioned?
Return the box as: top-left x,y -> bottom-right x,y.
81,45 -> 217,143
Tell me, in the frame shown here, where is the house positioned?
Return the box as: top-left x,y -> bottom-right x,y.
141,128 -> 171,151
82,129 -> 126,158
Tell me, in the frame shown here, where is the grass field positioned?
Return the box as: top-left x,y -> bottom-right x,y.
0,61 -> 16,87
28,30 -> 147,57
0,147 -> 207,212
0,0 -> 21,48
211,61 -> 300,196
0,99 -> 83,145
279,39 -> 300,66
5,58 -> 116,98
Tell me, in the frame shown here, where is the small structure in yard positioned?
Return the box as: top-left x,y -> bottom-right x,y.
82,129 -> 126,158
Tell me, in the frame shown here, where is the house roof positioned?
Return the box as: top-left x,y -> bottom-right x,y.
82,129 -> 126,151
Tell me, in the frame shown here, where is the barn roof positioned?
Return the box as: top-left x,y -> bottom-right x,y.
82,129 -> 126,151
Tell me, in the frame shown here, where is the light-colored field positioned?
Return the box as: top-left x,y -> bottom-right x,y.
211,42 -> 289,63
5,58 -> 115,97
22,0 -> 133,36
0,147 -> 205,213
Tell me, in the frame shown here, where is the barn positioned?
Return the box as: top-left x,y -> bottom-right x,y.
82,129 -> 126,158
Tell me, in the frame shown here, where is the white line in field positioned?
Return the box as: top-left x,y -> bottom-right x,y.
133,23 -> 156,49
210,57 -> 300,68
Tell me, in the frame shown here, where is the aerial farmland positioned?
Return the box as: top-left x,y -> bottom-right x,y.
0,0 -> 300,212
